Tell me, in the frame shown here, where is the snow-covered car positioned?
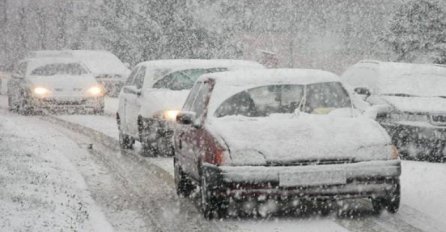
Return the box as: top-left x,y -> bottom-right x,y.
28,50 -> 131,96
117,59 -> 265,156
7,57 -> 105,114
173,69 -> 401,219
342,60 -> 446,161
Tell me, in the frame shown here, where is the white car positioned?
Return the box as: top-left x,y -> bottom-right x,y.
28,50 -> 131,96
117,59 -> 265,156
341,60 -> 446,161
173,69 -> 401,218
7,57 -> 105,114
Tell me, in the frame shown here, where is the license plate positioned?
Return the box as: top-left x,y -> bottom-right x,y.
279,170 -> 346,187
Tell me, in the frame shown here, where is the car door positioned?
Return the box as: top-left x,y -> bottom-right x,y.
119,66 -> 140,134
176,82 -> 202,176
125,66 -> 146,137
179,80 -> 214,180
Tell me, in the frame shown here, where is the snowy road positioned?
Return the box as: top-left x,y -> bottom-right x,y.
1,95 -> 446,232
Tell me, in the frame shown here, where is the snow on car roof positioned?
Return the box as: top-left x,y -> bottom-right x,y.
27,50 -> 130,75
24,57 -> 89,75
204,69 -> 341,116
140,59 -> 265,72
70,50 -> 130,75
139,59 -> 265,87
202,68 -> 339,86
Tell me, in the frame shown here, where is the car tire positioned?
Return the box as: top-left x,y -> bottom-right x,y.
8,95 -> 16,112
174,157 -> 195,197
119,129 -> 134,149
372,181 -> 400,214
18,98 -> 35,116
200,173 -> 227,220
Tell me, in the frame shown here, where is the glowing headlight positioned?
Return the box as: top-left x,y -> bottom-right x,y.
33,87 -> 50,96
163,110 -> 179,121
87,86 -> 103,96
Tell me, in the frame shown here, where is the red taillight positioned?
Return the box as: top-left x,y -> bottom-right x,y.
213,149 -> 224,165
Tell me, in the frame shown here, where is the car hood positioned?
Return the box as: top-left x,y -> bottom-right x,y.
29,75 -> 98,97
380,96 -> 446,113
209,114 -> 392,165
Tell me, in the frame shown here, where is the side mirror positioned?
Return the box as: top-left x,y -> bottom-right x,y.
176,111 -> 196,125
354,87 -> 371,98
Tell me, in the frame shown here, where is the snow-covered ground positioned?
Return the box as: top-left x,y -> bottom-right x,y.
0,112 -> 114,231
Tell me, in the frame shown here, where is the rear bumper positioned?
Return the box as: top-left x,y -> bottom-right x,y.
202,160 -> 401,199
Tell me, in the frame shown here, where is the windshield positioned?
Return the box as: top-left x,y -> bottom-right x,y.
153,67 -> 227,90
30,63 -> 89,76
215,82 -> 351,118
380,74 -> 446,97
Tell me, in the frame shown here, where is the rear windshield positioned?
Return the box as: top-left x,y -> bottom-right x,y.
30,63 -> 89,76
215,82 -> 351,117
153,67 -> 227,90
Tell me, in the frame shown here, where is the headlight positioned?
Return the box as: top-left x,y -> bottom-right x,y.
163,110 -> 179,121
33,87 -> 50,97
87,86 -> 103,96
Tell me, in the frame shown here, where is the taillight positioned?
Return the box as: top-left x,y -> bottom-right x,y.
213,149 -> 224,165
391,145 -> 400,160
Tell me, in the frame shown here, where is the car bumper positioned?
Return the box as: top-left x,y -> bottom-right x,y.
31,97 -> 104,110
202,160 -> 401,199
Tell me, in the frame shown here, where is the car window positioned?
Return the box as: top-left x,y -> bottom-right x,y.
30,63 -> 88,76
190,82 -> 212,119
215,85 -> 305,118
303,82 -> 352,114
125,66 -> 140,86
133,66 -> 146,89
183,82 -> 202,111
153,68 -> 227,90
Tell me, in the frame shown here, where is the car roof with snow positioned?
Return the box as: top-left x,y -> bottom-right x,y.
139,59 -> 265,88
23,57 -> 89,75
27,50 -> 129,76
357,60 -> 446,77
139,59 -> 265,72
201,68 -> 339,86
203,69 -> 342,115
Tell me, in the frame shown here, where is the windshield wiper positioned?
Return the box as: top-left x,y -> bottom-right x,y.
382,93 -> 418,97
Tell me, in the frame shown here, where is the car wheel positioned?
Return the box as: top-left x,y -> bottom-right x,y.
119,129 -> 134,149
200,173 -> 227,219
8,96 -> 16,112
174,157 -> 195,197
18,98 -> 35,116
372,181 -> 400,214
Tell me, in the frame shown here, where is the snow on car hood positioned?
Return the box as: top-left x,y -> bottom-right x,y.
381,96 -> 446,113
29,75 -> 98,97
208,114 -> 392,166
141,89 -> 190,116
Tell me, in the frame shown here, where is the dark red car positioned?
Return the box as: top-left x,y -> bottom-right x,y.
173,69 -> 401,219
